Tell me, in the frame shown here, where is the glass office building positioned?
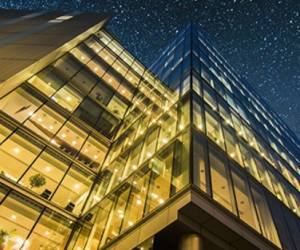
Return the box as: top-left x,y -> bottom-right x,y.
0,11 -> 299,250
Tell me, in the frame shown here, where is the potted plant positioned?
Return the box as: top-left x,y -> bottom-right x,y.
0,229 -> 14,250
29,174 -> 46,190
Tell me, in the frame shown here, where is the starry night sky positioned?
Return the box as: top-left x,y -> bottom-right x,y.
1,0 -> 299,138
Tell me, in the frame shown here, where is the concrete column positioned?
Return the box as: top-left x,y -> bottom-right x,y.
179,233 -> 204,250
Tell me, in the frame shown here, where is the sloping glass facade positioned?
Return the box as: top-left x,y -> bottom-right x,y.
0,15 -> 299,250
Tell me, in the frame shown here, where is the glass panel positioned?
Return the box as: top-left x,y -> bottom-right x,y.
193,100 -> 204,131
209,148 -> 235,213
0,193 -> 42,249
84,198 -> 113,249
157,112 -> 177,149
51,84 -> 82,112
139,128 -> 159,164
0,88 -> 42,123
70,68 -> 98,95
100,183 -> 131,246
121,170 -> 151,232
0,134 -> 41,181
107,96 -> 128,118
223,127 -> 243,166
28,66 -> 65,97
54,122 -> 88,157
78,137 -> 107,171
239,143 -> 260,181
193,133 -> 206,192
231,168 -> 260,231
19,151 -> 68,197
27,210 -> 73,250
145,146 -> 173,214
203,84 -> 217,111
205,110 -> 225,149
51,166 -> 93,215
0,124 -> 11,143
251,183 -> 281,248
24,105 -> 66,140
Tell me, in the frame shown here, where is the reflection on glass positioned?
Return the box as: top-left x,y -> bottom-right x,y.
0,134 -> 40,181
27,210 -> 73,249
205,110 -> 225,149
0,88 -> 42,123
19,151 -> 68,197
209,148 -> 235,213
193,133 -> 206,192
51,85 -> 82,112
24,106 -> 66,140
251,183 -> 281,248
231,168 -> 260,231
0,194 -> 42,250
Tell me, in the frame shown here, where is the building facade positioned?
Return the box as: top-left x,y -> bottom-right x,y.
0,11 -> 299,250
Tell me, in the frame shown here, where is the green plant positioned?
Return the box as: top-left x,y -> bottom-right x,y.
29,174 -> 46,189
0,229 -> 9,245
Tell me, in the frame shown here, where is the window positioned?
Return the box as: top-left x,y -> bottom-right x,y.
223,127 -> 243,166
0,87 -> 42,123
75,98 -> 103,127
53,55 -> 81,80
0,123 -> 12,143
209,148 -> 235,213
107,96 -> 128,118
26,210 -> 73,250
231,167 -> 260,231
123,143 -> 143,179
28,66 -> 65,97
51,84 -> 82,112
54,122 -> 88,157
205,110 -> 225,150
0,193 -> 42,249
157,112 -> 177,149
139,128 -> 159,164
89,83 -> 113,106
51,165 -> 94,214
145,146 -> 173,214
192,75 -> 201,96
250,183 -> 281,248
100,183 -> 131,246
24,105 -> 66,140
121,170 -> 151,232
193,133 -> 207,192
78,137 -> 107,171
0,134 -> 41,181
19,151 -> 69,197
70,68 -> 98,95
193,99 -> 204,131
203,84 -> 217,111
239,143 -> 260,181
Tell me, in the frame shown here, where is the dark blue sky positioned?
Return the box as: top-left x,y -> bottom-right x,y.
1,0 -> 299,138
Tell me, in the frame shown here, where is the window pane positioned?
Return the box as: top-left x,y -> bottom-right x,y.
78,137 -> 108,171
193,100 -> 204,131
139,128 -> 159,164
0,134 -> 41,181
19,151 -> 69,197
27,210 -> 73,250
51,166 -> 94,214
251,183 -> 281,248
24,105 -> 66,140
0,123 -> 12,143
121,170 -> 151,232
0,193 -> 42,249
205,110 -> 225,149
193,133 -> 206,192
145,146 -> 173,214
51,84 -> 82,112
54,122 -> 88,157
231,168 -> 260,231
0,88 -> 42,123
223,127 -> 243,166
209,148 -> 235,213
28,66 -> 65,97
